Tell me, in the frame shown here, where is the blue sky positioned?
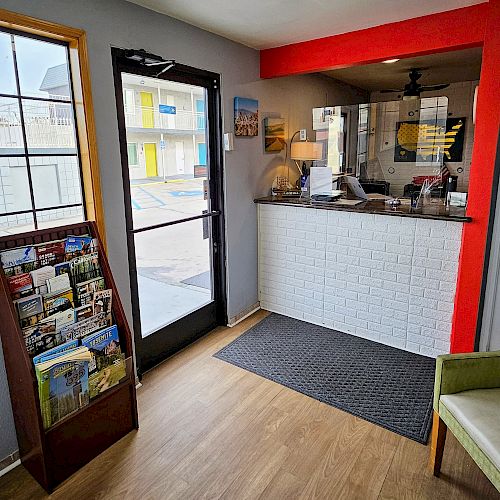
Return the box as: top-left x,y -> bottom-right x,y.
0,31 -> 68,97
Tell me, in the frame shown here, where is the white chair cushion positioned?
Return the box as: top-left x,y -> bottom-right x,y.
441,388 -> 500,470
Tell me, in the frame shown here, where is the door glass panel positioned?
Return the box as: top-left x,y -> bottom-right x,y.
122,73 -> 210,230
134,219 -> 213,337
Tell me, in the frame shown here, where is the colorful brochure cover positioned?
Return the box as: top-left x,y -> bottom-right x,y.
65,236 -> 94,254
7,273 -> 33,297
36,241 -> 65,267
43,288 -> 74,315
15,294 -> 43,320
93,289 -> 112,316
60,311 -> 111,341
0,246 -> 36,269
35,347 -> 91,428
81,325 -> 125,398
32,339 -> 79,365
22,319 -> 59,356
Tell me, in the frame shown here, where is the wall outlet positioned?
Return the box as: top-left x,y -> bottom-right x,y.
299,129 -> 307,141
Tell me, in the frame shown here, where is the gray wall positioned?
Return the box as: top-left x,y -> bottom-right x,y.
0,335 -> 17,463
0,0 -> 366,462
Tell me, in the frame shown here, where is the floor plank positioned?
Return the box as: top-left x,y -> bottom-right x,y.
0,310 -> 498,500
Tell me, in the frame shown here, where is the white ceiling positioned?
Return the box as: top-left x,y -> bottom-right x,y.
322,47 -> 483,91
126,0 -> 484,49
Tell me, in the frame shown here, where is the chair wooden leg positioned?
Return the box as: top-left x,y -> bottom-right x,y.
429,410 -> 447,476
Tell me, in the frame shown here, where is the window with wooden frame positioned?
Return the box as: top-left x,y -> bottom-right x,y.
0,9 -> 105,244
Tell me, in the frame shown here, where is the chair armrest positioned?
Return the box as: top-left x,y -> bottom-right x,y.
434,351 -> 500,411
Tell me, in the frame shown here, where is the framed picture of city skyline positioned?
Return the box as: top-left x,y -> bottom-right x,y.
234,97 -> 258,137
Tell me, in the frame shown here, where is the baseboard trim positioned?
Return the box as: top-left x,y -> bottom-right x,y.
0,451 -> 20,478
228,303 -> 260,327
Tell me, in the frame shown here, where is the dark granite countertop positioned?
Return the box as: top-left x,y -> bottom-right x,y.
254,196 -> 471,223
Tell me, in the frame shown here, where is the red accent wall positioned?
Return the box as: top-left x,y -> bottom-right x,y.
260,5 -> 487,79
260,2 -> 500,353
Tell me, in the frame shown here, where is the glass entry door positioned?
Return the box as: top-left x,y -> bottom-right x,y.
112,50 -> 226,374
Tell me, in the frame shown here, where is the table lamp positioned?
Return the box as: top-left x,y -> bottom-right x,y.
290,140 -> 323,174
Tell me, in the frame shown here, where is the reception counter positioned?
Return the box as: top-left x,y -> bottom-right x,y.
255,196 -> 469,357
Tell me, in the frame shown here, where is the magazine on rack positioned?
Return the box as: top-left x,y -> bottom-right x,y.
36,241 -> 65,267
0,246 -> 36,276
81,325 -> 125,399
93,289 -> 112,316
7,273 -> 33,299
70,252 -> 101,284
22,319 -> 59,356
75,277 -> 105,306
74,304 -> 94,322
15,294 -> 43,320
44,308 -> 75,333
47,273 -> 71,293
42,288 -> 74,315
30,266 -> 56,295
35,346 -> 92,428
65,236 -> 96,255
60,312 -> 111,341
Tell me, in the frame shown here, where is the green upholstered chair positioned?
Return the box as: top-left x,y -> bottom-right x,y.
429,351 -> 500,492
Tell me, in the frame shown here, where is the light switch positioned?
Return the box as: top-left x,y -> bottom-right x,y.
224,133 -> 234,151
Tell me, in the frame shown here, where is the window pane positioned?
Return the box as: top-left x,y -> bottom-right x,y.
0,97 -> 25,154
37,206 -> 84,229
29,156 -> 82,209
0,157 -> 32,214
0,212 -> 35,235
22,99 -> 77,154
14,35 -> 70,101
127,143 -> 138,166
0,32 -> 16,95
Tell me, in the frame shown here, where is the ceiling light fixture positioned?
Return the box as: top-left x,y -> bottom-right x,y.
382,58 -> 400,64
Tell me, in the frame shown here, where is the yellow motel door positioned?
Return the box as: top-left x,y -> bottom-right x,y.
140,92 -> 154,128
144,143 -> 158,177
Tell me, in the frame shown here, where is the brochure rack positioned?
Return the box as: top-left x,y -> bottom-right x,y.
0,221 -> 138,492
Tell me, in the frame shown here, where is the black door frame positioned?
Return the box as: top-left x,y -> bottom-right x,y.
111,47 -> 227,375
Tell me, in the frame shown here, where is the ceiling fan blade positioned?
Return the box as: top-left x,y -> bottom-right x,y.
420,84 -> 450,92
380,89 -> 403,93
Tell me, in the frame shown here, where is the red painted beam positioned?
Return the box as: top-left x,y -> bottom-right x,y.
451,0 -> 500,353
260,4 -> 487,78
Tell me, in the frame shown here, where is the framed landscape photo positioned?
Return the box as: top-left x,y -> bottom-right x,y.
264,118 -> 285,153
234,97 -> 258,136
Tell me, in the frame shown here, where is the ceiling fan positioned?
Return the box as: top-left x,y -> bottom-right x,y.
380,68 -> 449,100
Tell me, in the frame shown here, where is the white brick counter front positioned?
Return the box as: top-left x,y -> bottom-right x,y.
258,203 -> 464,357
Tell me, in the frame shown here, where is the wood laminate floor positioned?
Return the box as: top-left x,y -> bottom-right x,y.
0,310 -> 498,499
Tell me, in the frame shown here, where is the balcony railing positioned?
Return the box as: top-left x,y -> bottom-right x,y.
124,106 -> 205,131
0,101 -> 76,150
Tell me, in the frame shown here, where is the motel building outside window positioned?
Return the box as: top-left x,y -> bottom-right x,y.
0,28 -> 85,235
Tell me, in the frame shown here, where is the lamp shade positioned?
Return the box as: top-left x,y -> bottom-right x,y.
291,141 -> 323,160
